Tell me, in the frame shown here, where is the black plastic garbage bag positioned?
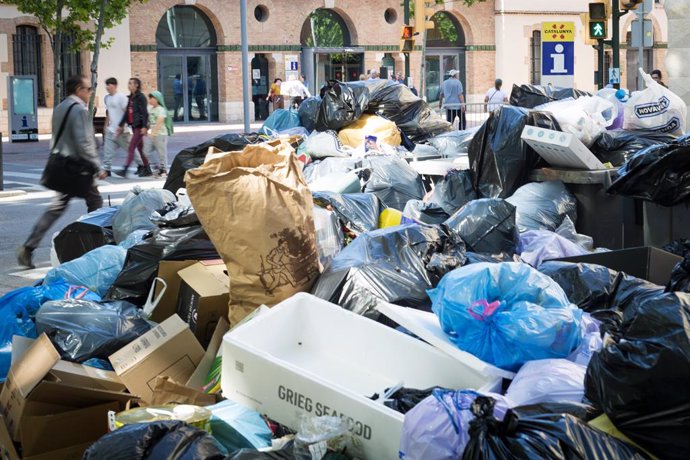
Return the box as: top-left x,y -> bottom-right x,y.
106,226 -> 219,306
298,96 -> 321,132
382,387 -> 449,414
84,421 -> 228,460
313,192 -> 381,236
668,254 -> 690,293
427,128 -> 479,157
462,397 -> 649,460
539,261 -> 619,311
54,207 -> 118,263
585,292 -> 690,460
465,252 -> 515,265
35,299 -> 151,363
468,106 -> 546,199
403,200 -> 449,225
362,155 -> 425,210
510,401 -> 601,422
363,79 -> 451,143
226,449 -> 295,460
428,169 -> 477,216
164,133 -> 261,194
443,199 -> 519,255
311,224 -> 464,320
607,138 -> 690,206
315,80 -> 369,131
506,181 -> 577,232
591,129 -> 677,167
509,84 -> 590,109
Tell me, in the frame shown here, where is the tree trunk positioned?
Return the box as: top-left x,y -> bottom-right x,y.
89,0 -> 108,117
52,0 -> 65,107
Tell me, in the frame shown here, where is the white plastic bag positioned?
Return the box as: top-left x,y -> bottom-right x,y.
505,359 -> 586,406
298,130 -> 350,160
535,96 -> 614,147
624,67 -> 687,135
313,206 -> 344,269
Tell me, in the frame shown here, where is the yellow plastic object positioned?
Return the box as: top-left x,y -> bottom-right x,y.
379,208 -> 403,228
589,414 -> 658,460
114,404 -> 212,432
338,114 -> 402,148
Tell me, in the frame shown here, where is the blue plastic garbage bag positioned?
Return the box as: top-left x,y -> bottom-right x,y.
208,400 -> 272,452
259,109 -> 301,135
44,245 -> 127,297
0,279 -> 100,318
429,262 -> 582,371
0,298 -> 36,381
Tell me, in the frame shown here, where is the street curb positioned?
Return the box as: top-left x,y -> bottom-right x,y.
0,190 -> 27,198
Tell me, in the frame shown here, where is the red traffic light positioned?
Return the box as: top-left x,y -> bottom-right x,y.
401,26 -> 414,40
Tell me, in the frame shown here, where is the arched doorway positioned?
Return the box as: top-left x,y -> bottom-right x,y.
425,12 -> 466,104
156,6 -> 218,123
300,9 -> 364,94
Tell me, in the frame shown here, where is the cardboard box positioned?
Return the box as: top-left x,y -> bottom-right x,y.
222,293 -> 506,460
0,415 -> 94,460
109,315 -> 205,404
176,260 -> 229,347
555,246 -> 682,286
151,260 -> 199,323
0,335 -> 132,457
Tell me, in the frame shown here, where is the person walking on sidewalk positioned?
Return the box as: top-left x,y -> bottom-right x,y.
103,77 -> 143,176
17,75 -> 107,269
118,77 -> 152,178
484,78 -> 508,112
144,91 -> 173,178
439,69 -> 466,129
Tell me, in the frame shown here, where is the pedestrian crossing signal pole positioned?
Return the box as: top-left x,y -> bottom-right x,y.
415,0 -> 435,99
404,0 -> 410,82
588,2 -> 609,89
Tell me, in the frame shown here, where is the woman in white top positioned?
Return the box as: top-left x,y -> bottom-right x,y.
485,78 -> 508,112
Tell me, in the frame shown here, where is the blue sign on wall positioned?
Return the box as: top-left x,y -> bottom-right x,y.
542,41 -> 574,77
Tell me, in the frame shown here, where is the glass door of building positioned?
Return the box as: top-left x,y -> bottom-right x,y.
425,53 -> 461,104
158,52 -> 216,123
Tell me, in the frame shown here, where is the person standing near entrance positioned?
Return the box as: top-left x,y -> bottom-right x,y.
651,69 -> 667,88
17,75 -> 107,268
281,75 -> 311,109
103,77 -> 143,176
439,69 -> 465,129
118,77 -> 152,177
484,78 -> 508,112
267,78 -> 284,111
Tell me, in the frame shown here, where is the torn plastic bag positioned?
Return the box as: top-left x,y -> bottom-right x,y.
208,399 -> 272,452
607,137 -> 690,206
311,224 -> 463,320
362,79 -> 452,143
112,187 -> 176,243
506,181 -> 577,232
400,389 -> 510,460
429,262 -> 582,371
468,106 -> 548,199
293,416 -> 350,459
83,421 -> 228,460
302,157 -> 361,184
624,68 -> 687,135
313,192 -> 381,236
517,230 -> 589,267
443,198 -> 519,255
427,128 -> 479,157
505,359 -> 586,407
298,130 -> 349,161
298,96 -> 321,132
509,83 -> 591,109
44,245 -> 127,297
362,155 -> 425,211
462,396 -> 648,460
590,129 -> 677,167
150,202 -> 199,227
667,253 -> 690,292
259,109 -> 301,135
584,291 -> 690,459
315,80 -> 370,131
105,226 -> 219,306
163,133 -> 261,194
403,200 -> 449,225
428,169 -> 477,216
538,261 -> 620,311
54,207 -> 118,263
313,206 -> 344,268
35,298 -> 151,363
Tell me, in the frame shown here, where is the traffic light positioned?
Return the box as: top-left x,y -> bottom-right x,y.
414,0 -> 435,32
588,2 -> 609,40
400,25 -> 415,53
621,0 -> 644,10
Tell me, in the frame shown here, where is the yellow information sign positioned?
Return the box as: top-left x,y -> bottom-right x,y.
542,22 -> 575,42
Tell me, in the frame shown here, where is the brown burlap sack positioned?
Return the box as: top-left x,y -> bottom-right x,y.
185,141 -> 319,325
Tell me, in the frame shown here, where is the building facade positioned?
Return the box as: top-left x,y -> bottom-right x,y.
0,0 -> 669,133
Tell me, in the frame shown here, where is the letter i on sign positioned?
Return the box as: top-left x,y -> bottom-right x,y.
551,44 -> 567,74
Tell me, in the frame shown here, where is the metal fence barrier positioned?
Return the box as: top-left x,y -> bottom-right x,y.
436,103 -> 507,130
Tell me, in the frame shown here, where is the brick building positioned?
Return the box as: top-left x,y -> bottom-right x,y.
0,0 -> 669,133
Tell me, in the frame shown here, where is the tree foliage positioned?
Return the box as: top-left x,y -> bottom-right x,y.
303,8 -> 349,47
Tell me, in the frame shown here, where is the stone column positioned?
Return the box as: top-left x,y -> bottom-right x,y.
665,0 -> 690,132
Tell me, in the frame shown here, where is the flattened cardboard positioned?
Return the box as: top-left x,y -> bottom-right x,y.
149,376 -> 217,406
176,260 -> 229,346
151,260 -> 198,323
108,315 -> 205,404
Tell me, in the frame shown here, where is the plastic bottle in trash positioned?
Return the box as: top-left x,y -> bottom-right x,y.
596,88 -> 624,130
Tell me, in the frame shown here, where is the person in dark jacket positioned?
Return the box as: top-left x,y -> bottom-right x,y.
118,77 -> 152,177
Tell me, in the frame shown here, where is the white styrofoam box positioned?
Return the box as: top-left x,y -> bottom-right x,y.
222,293 -> 503,460
521,126 -> 606,170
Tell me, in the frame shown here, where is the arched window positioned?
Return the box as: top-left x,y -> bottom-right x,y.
300,9 -> 351,47
13,25 -> 45,106
427,12 -> 465,48
530,30 -> 542,85
156,6 -> 217,49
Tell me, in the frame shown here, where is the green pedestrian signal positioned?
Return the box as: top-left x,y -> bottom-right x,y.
589,20 -> 607,39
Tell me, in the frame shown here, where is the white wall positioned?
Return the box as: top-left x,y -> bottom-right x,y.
92,17 -> 132,116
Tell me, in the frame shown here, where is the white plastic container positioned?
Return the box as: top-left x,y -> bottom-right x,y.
222,293 -> 505,460
521,125 -> 606,170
